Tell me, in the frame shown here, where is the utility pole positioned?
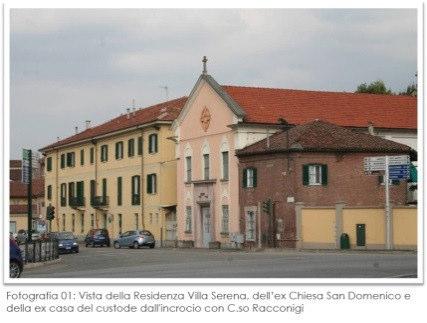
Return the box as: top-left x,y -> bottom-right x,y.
23,149 -> 33,242
385,156 -> 391,250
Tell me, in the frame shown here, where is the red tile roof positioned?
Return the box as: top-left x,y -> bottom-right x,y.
237,120 -> 414,156
10,160 -> 22,168
10,204 -> 38,215
223,86 -> 417,129
40,97 -> 188,151
10,178 -> 45,198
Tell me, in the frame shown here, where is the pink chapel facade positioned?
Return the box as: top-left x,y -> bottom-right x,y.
173,73 -> 276,248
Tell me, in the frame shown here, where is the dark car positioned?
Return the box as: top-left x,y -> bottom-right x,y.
85,229 -> 110,247
10,238 -> 23,278
50,231 -> 79,253
113,230 -> 155,249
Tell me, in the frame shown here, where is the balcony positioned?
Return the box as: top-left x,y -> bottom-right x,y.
69,196 -> 85,209
131,194 -> 141,205
91,196 -> 109,209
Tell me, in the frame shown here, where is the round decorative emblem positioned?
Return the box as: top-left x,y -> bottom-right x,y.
200,107 -> 211,132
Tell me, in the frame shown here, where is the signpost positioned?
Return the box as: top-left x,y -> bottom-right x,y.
23,149 -> 32,242
363,155 -> 410,250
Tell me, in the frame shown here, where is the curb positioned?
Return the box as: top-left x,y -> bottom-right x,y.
25,257 -> 63,269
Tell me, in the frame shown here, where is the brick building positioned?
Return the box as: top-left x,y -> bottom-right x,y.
236,120 -> 416,249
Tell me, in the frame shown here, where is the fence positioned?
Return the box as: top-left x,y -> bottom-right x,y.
296,203 -> 417,250
19,240 -> 59,264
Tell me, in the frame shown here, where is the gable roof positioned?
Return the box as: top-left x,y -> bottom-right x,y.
236,120 -> 415,157
223,85 -> 417,129
40,97 -> 188,152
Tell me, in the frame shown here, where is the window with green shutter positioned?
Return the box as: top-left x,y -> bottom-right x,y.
117,177 -> 122,206
303,164 -> 328,186
100,145 -> 108,162
137,136 -> 143,155
147,173 -> 157,194
131,175 -> 140,205
47,157 -> 52,171
90,147 -> 94,164
60,154 -> 65,169
115,141 -> 123,160
148,134 -> 158,154
243,168 -> 257,188
47,185 -> 52,200
80,149 -> 84,165
128,138 -> 135,157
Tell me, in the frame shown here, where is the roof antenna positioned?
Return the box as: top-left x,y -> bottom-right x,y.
202,56 -> 208,75
160,86 -> 169,100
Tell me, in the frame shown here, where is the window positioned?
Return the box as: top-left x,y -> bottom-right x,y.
90,147 -> 94,164
102,179 -> 107,199
245,211 -> 256,241
185,156 -> 192,182
90,214 -> 94,229
115,141 -> 124,159
222,151 -> 229,180
100,145 -> 108,162
118,214 -> 122,234
80,149 -> 84,166
102,213 -> 107,229
68,182 -> 75,204
135,213 -> 139,230
131,175 -> 140,205
302,164 -> 328,186
90,180 -> 96,203
221,205 -> 229,234
66,152 -> 75,167
62,214 -> 66,231
117,177 -> 122,206
72,214 -> 75,232
148,133 -> 158,153
137,136 -> 143,155
243,168 -> 257,188
47,185 -> 52,200
203,154 -> 210,180
60,154 -> 65,169
147,174 -> 157,194
60,183 -> 67,206
80,214 -> 84,233
47,157 -> 52,172
185,206 -> 192,233
128,138 -> 135,157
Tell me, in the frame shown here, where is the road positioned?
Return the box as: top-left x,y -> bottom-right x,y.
21,246 -> 417,279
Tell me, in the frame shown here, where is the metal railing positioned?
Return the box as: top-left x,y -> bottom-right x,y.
69,196 -> 85,208
20,239 -> 59,264
91,196 -> 109,208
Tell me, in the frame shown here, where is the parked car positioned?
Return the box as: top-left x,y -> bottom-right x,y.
50,231 -> 79,253
113,230 -> 155,249
85,229 -> 111,247
10,238 -> 23,278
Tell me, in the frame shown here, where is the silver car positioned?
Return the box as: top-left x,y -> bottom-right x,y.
113,230 -> 155,249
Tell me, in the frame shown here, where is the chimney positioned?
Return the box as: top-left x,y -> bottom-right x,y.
75,126 -> 78,134
85,120 -> 91,130
126,108 -> 131,119
368,122 -> 375,135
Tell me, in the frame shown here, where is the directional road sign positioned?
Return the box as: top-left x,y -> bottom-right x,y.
364,155 -> 410,172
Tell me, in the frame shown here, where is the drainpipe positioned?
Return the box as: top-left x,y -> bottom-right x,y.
140,129 -> 145,230
93,140 -> 99,228
55,149 -> 59,231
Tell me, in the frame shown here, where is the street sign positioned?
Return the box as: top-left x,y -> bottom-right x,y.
22,149 -> 31,184
389,165 -> 410,180
364,155 -> 410,172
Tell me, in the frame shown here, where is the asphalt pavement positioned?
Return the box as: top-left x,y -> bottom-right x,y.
20,246 -> 417,279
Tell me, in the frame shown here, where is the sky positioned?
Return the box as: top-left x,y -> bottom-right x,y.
10,8 -> 417,159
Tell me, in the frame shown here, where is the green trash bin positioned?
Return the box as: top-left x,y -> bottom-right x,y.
340,233 -> 350,249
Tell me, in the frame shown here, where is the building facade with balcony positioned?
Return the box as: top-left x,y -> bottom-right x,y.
40,98 -> 187,242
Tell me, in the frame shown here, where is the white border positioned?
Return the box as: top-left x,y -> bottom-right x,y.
3,0 -> 424,285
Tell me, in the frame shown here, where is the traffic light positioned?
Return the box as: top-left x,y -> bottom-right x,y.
46,205 -> 55,221
262,199 -> 272,215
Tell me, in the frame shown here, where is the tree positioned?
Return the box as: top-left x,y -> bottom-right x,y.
355,80 -> 393,95
399,84 -> 417,96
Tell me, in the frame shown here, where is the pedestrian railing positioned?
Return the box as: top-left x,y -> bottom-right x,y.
20,239 -> 59,264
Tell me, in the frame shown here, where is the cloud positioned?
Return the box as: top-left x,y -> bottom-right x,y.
9,8 -> 417,158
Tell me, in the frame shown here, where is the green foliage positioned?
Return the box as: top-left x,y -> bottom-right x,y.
399,84 -> 417,96
356,80 -> 393,95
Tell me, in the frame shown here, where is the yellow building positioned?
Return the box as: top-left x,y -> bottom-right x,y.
39,97 -> 187,244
